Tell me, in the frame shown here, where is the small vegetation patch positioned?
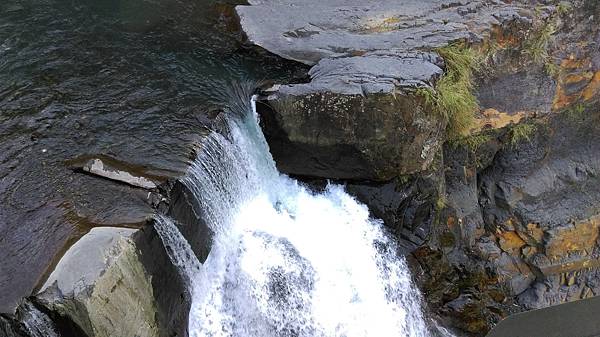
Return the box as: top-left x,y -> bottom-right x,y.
479,4 -> 567,77
507,122 -> 537,148
417,43 -> 481,140
565,102 -> 586,121
449,132 -> 492,153
523,20 -> 557,67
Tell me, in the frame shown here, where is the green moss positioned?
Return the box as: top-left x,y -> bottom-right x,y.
417,43 -> 481,139
436,196 -> 447,211
449,133 -> 492,153
507,123 -> 537,147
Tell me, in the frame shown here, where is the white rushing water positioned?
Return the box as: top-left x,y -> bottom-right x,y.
157,86 -> 451,337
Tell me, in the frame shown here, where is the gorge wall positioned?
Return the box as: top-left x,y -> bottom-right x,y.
2,0 -> 599,336
242,0 -> 600,335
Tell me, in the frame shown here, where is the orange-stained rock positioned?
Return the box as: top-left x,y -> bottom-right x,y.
545,216 -> 600,260
472,108 -> 529,133
525,223 -> 544,243
552,57 -> 599,110
582,71 -> 600,101
498,231 -> 526,255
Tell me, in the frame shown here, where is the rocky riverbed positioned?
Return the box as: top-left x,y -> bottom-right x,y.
0,0 -> 305,335
1,0 -> 600,336
245,0 -> 600,335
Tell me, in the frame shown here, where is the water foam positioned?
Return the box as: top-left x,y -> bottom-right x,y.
165,87 -> 449,337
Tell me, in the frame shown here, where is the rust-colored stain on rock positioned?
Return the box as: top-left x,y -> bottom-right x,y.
553,56 -> 599,110
471,108 -> 529,133
545,216 -> 600,260
497,231 -> 526,254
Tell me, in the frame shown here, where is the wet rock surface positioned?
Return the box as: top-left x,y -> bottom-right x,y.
241,0 -> 600,335
247,0 -> 561,181
258,51 -> 446,180
0,0 -> 305,316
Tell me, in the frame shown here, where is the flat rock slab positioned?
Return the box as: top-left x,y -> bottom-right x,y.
279,51 -> 444,96
237,0 -> 528,65
82,158 -> 158,189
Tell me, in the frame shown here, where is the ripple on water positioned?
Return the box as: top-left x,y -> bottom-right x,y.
0,0 -> 307,313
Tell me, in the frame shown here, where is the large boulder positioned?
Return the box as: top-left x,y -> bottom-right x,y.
259,51 -> 446,180
36,227 -> 160,337
21,223 -> 193,337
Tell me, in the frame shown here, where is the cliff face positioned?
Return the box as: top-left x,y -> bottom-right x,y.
239,0 -> 600,335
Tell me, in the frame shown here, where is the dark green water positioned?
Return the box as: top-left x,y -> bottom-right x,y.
0,0 -> 306,313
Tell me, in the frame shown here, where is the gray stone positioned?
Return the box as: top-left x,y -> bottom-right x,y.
83,158 -> 158,189
38,227 -> 160,337
258,52 -> 447,180
278,52 -> 444,96
236,0 -> 523,66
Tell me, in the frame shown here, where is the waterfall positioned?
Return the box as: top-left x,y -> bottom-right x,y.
154,215 -> 202,285
19,301 -> 59,337
162,84 -> 451,337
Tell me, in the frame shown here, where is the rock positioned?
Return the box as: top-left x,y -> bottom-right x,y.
0,314 -> 29,337
242,0 -> 555,181
345,170 -> 443,250
497,231 -> 526,255
37,227 -> 160,337
163,181 -> 212,263
258,51 -> 446,180
496,253 -> 536,295
236,0 -> 530,66
29,224 -> 191,337
545,217 -> 600,260
82,158 -> 158,189
444,294 -> 490,334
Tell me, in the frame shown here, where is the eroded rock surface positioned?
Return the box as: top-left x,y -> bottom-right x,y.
245,0 -> 562,181
237,0 -> 524,66
240,0 -> 600,335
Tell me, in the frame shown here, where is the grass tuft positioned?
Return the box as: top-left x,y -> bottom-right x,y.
507,123 -> 537,147
564,102 -> 587,122
417,43 -> 481,139
556,1 -> 573,16
523,21 -> 556,65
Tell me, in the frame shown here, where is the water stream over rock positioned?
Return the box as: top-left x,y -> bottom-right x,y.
156,90 -> 452,337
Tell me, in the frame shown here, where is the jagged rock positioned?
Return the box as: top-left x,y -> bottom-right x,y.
165,181 -> 212,263
37,227 -> 160,337
242,0 -> 559,181
258,52 -> 446,180
31,225 -> 190,337
345,169 -> 443,250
